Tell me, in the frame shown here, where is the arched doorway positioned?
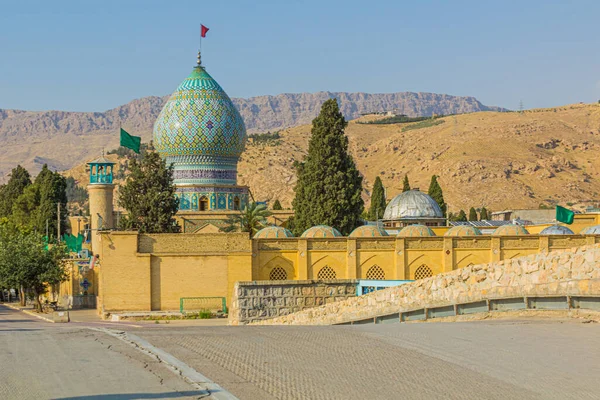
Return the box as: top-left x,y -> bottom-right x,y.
199,196 -> 209,211
233,196 -> 240,210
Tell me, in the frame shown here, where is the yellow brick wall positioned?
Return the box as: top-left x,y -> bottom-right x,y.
97,228 -> 600,313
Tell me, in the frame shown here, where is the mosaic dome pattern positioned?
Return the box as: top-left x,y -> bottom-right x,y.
492,224 -> 530,236
153,66 -> 246,186
445,225 -> 483,237
349,225 -> 389,238
397,224 -> 436,237
581,225 -> 600,234
301,225 -> 343,238
383,190 -> 444,220
254,226 -> 294,239
539,225 -> 574,235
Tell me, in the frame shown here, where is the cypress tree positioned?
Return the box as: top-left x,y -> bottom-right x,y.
427,175 -> 447,216
456,210 -> 467,222
0,165 -> 31,218
480,207 -> 489,221
368,177 -> 386,220
118,151 -> 180,233
34,165 -> 68,240
292,99 -> 364,236
272,199 -> 283,210
468,207 -> 478,221
402,175 -> 411,192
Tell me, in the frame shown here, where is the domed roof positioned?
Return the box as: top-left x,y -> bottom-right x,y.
581,225 -> 600,234
383,190 -> 444,220
153,64 -> 246,172
349,225 -> 389,238
397,224 -> 436,237
492,224 -> 530,236
539,225 -> 574,235
301,225 -> 342,238
445,225 -> 483,237
254,226 -> 294,239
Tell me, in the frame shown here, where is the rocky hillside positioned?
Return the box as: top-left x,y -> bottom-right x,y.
65,103 -> 600,213
0,91 -> 503,180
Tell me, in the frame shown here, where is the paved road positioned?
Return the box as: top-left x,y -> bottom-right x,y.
2,304 -> 600,399
0,305 -> 204,399
134,319 -> 600,400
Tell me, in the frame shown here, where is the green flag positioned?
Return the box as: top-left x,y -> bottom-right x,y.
556,205 -> 574,225
120,128 -> 141,154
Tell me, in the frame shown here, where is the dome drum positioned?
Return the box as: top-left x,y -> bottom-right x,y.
175,186 -> 248,212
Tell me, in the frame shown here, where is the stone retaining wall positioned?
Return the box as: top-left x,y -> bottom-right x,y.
253,244 -> 600,325
228,280 -> 358,325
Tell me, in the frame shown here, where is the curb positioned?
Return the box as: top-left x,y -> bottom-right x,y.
4,303 -> 55,323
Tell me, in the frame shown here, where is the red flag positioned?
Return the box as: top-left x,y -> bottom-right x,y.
201,25 -> 209,38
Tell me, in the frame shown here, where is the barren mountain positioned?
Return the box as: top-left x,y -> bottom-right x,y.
0,91 -> 502,180
64,103 -> 600,213
236,103 -> 600,213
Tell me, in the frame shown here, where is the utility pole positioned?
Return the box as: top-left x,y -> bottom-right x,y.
57,202 -> 61,242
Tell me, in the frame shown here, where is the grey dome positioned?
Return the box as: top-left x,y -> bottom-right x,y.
539,225 -> 574,235
383,190 -> 443,220
581,225 -> 600,234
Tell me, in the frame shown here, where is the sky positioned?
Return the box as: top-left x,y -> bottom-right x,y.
1,0 -> 599,112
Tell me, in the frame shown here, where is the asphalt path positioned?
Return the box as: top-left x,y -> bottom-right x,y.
0,304 -> 205,399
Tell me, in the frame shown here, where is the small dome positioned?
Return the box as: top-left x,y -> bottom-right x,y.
349,225 -> 389,238
254,226 -> 294,239
383,190 -> 443,220
492,224 -> 530,236
445,225 -> 483,237
397,224 -> 436,237
539,225 -> 574,235
581,225 -> 600,234
301,225 -> 343,238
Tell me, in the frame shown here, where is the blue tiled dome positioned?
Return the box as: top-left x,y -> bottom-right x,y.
254,226 -> 294,239
153,65 -> 246,186
301,225 -> 342,238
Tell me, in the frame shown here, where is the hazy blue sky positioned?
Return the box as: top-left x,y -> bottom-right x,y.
1,0 -> 599,112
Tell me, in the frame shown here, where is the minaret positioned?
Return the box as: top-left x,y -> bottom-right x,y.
87,153 -> 115,256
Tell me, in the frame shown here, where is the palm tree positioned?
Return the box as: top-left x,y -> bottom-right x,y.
223,202 -> 272,237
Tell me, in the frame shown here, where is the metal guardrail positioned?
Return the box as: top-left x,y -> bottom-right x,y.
334,295 -> 600,325
180,297 -> 227,314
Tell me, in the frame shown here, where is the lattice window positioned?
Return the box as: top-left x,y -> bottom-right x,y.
414,265 -> 433,280
317,266 -> 337,280
269,267 -> 288,280
366,265 -> 385,280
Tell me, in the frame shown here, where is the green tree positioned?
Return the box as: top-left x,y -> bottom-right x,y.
0,165 -> 32,218
468,207 -> 478,221
480,207 -> 489,221
11,185 -> 41,230
65,177 -> 88,204
402,175 -> 411,192
34,165 -> 69,240
272,199 -> 283,210
118,151 -> 179,233
456,210 -> 467,222
368,177 -> 386,220
427,175 -> 447,216
223,202 -> 272,237
0,224 -> 68,310
292,99 -> 364,235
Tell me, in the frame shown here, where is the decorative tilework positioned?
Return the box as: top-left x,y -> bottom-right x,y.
153,65 -> 247,187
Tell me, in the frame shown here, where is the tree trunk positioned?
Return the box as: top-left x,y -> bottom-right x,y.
20,285 -> 26,306
33,288 -> 42,313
